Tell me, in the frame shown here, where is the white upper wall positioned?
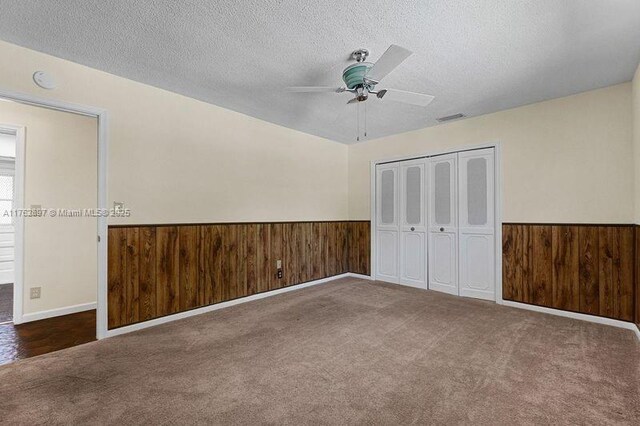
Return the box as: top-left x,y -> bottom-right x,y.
0,40 -> 349,225
348,83 -> 634,223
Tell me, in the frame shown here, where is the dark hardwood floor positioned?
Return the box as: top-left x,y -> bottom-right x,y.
0,310 -> 96,366
0,283 -> 12,323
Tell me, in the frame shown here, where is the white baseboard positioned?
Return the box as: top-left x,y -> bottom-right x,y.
105,273 -> 359,339
346,272 -> 372,280
19,302 -> 97,324
502,300 -> 640,340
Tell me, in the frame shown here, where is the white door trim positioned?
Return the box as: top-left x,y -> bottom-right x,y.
370,141 -> 503,304
0,88 -> 109,339
0,124 -> 24,323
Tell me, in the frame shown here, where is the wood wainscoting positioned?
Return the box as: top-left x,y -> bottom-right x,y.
636,226 -> 640,330
503,224 -> 635,322
108,221 -> 370,329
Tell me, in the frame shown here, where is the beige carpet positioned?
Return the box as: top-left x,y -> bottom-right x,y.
0,278 -> 638,424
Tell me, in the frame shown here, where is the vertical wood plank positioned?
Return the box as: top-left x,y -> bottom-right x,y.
338,222 -> 349,273
138,227 -> 156,321
107,227 -> 126,329
502,224 -> 516,301
612,227 -> 634,321
636,226 -> 640,327
222,225 -> 239,301
178,226 -> 198,310
207,225 -> 224,304
348,222 -> 358,273
236,225 -> 248,298
256,223 -> 271,293
156,226 -> 179,316
359,222 -> 371,275
125,227 -> 140,324
311,222 -> 325,280
326,222 -> 337,277
598,227 -> 614,318
281,223 -> 298,287
579,226 -> 599,315
303,222 -> 313,284
245,224 -> 258,296
270,223 -> 284,290
531,225 -> 553,307
552,225 -> 579,311
520,225 -> 532,303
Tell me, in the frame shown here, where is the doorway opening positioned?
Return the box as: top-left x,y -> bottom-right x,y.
0,127 -> 16,324
0,98 -> 101,365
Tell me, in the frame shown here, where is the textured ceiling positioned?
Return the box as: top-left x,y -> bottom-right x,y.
0,1 -> 639,144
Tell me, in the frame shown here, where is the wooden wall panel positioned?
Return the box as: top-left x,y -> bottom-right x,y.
503,223 -> 635,322
108,220 -> 372,329
613,227 -> 634,321
107,227 -> 126,329
139,227 -> 156,321
124,228 -> 140,324
530,225 -> 553,307
347,221 -> 370,276
178,226 -> 198,311
156,226 -> 179,316
551,226 -> 579,311
636,226 -> 640,329
255,224 -> 270,294
578,226 -> 600,315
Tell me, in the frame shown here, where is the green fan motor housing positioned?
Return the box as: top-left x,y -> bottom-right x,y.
342,62 -> 374,89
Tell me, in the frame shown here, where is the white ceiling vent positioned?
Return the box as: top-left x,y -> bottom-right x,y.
436,113 -> 466,123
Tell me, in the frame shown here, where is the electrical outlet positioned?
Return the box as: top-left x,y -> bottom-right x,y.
277,269 -> 283,279
30,287 -> 41,299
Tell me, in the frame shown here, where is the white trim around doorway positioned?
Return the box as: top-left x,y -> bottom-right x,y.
0,88 -> 109,339
0,124 -> 24,324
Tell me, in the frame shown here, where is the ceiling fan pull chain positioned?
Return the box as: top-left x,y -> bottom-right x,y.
357,102 -> 360,142
364,102 -> 367,138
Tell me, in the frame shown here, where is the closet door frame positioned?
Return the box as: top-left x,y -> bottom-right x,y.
369,142 -> 503,304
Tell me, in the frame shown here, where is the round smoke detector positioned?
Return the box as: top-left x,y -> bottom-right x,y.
33,71 -> 56,90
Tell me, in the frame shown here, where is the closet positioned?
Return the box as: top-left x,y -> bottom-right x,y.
374,147 -> 496,301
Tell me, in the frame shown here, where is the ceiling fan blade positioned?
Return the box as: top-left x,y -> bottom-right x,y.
365,45 -> 412,83
287,86 -> 344,93
377,89 -> 435,107
346,97 -> 359,104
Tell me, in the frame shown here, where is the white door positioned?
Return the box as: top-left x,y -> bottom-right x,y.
458,148 -> 495,300
399,159 -> 427,288
375,163 -> 399,283
428,154 -> 458,295
0,159 -> 15,285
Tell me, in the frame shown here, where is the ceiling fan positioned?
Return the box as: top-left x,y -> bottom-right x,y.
288,45 -> 435,107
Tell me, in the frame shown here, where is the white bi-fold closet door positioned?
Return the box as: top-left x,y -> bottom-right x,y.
375,159 -> 427,288
428,153 -> 457,295
375,147 -> 495,301
458,149 -> 495,300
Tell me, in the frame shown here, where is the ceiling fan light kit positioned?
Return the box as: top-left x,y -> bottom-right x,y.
288,44 -> 435,141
